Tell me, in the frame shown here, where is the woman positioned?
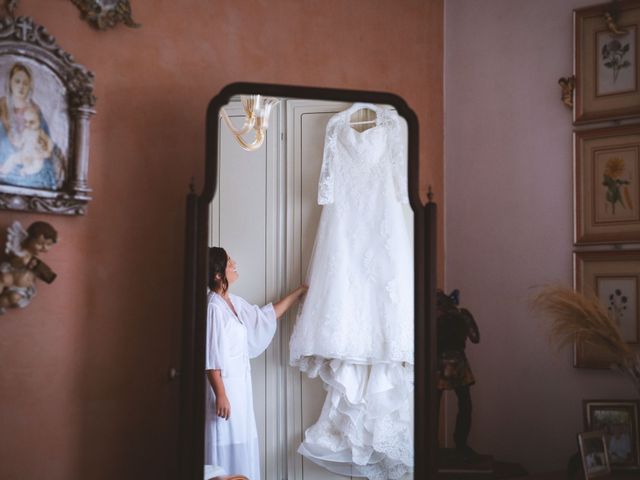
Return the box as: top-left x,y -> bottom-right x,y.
0,63 -> 62,189
205,246 -> 307,479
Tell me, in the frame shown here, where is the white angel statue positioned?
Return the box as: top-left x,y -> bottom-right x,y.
0,220 -> 58,314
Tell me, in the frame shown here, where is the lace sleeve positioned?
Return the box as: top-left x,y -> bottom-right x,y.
389,113 -> 409,204
318,117 -> 339,205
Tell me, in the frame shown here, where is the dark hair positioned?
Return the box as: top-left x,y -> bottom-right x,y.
208,247 -> 228,293
27,221 -> 57,243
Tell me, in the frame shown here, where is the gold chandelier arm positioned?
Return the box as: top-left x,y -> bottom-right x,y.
234,128 -> 265,152
220,106 -> 256,136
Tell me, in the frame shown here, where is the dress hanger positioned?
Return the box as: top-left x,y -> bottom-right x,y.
346,102 -> 383,127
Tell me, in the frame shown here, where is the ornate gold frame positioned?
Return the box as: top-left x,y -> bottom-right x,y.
0,16 -> 96,214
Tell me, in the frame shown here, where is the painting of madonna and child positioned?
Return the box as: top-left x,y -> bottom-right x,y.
0,58 -> 68,191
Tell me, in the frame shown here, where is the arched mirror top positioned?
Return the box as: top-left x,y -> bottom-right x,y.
202,82 -> 421,209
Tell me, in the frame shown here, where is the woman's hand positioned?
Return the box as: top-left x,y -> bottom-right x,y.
216,394 -> 231,420
273,284 -> 309,319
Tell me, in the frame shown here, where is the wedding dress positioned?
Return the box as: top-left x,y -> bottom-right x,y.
290,103 -> 414,480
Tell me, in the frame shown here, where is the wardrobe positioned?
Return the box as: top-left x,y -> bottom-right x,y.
209,98 -> 412,480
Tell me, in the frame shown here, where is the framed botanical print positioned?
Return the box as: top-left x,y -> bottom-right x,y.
574,250 -> 640,368
584,399 -> 640,470
0,16 -> 95,215
574,125 -> 640,245
574,0 -> 640,123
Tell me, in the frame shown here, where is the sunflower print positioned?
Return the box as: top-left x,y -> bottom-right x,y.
603,157 -> 631,214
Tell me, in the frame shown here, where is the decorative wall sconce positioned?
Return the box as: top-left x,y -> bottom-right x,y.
604,2 -> 629,36
220,95 -> 280,152
70,0 -> 140,30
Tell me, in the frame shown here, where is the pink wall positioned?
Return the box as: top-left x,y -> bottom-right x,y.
444,0 -> 636,473
0,1 -> 443,479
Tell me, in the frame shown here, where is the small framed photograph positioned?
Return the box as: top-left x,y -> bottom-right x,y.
584,400 -> 640,470
574,125 -> 640,245
574,0 -> 640,123
574,250 -> 640,368
578,431 -> 612,478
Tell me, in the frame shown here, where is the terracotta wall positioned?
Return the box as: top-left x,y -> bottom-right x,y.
0,1 -> 443,479
444,0 -> 636,473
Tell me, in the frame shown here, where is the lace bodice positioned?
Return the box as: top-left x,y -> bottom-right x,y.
291,103 -> 413,365
318,103 -> 408,206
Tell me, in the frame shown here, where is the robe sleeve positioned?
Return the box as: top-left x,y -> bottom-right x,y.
205,300 -> 225,372
389,113 -> 409,204
318,116 -> 339,205
237,297 -> 277,358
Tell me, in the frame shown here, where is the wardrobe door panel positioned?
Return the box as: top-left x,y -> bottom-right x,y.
285,100 -> 353,480
210,103 -> 281,480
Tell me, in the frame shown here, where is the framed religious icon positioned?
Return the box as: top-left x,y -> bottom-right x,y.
574,0 -> 640,123
0,15 -> 95,215
578,431 -> 612,478
574,125 -> 640,245
574,250 -> 640,368
584,399 -> 640,470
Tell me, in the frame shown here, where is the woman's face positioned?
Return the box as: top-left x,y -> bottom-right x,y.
225,256 -> 239,285
10,70 -> 31,101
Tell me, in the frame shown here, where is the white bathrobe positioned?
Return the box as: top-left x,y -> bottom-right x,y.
205,291 -> 277,480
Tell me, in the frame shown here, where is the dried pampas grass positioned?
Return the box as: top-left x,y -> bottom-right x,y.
531,284 -> 639,393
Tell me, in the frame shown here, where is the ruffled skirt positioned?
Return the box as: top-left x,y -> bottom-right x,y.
295,356 -> 414,480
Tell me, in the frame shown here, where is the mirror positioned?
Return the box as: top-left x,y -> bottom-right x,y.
184,83 -> 434,480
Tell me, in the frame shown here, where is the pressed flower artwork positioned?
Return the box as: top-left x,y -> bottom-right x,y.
597,276 -> 638,343
575,126 -> 640,244
574,2 -> 640,122
573,250 -> 640,367
597,27 -> 636,96
594,148 -> 638,224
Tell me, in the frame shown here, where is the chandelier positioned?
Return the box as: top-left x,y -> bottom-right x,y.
220,95 -> 280,152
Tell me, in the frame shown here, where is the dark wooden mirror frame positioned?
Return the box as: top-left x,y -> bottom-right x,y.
180,82 -> 438,480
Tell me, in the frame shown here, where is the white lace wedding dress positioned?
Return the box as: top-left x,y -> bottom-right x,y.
289,103 -> 414,480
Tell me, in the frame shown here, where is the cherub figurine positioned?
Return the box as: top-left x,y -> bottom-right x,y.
0,220 -> 58,314
558,76 -> 575,109
436,289 -> 480,459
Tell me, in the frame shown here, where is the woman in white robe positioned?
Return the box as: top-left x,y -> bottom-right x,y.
205,246 -> 307,480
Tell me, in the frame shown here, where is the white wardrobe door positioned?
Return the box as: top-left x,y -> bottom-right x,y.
210,102 -> 281,480
285,100 -> 353,480
285,101 -> 414,480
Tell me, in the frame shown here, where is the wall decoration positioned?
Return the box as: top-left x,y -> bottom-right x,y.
0,220 -> 57,314
578,430 -> 612,478
0,15 -> 95,215
0,0 -> 17,17
70,0 -> 140,31
584,400 -> 640,470
558,75 -> 575,108
574,250 -> 640,368
574,0 -> 640,123
574,125 -> 640,245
